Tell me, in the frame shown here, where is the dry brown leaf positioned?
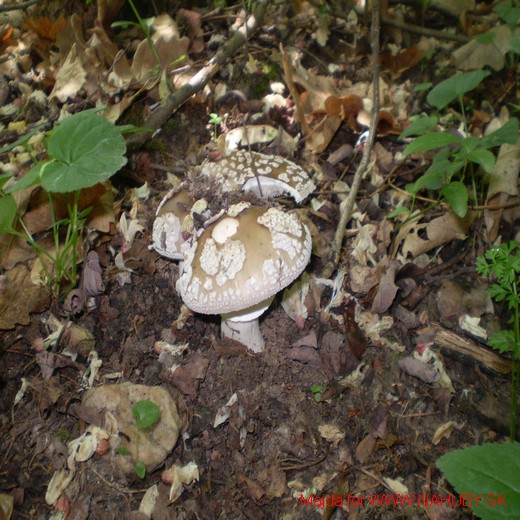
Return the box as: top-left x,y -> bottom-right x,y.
50,43 -> 86,101
178,9 -> 205,54
371,259 -> 400,314
355,433 -> 376,463
23,15 -> 67,42
380,44 -> 426,79
0,263 -> 50,329
400,211 -> 471,258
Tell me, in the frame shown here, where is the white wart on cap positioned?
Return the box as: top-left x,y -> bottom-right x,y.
200,150 -> 315,203
152,187 -> 196,260
176,203 -> 312,351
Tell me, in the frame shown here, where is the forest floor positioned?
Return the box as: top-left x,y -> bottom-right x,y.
0,1 -> 518,519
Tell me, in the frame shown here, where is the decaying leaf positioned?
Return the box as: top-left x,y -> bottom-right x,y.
162,461 -> 200,503
399,211 -> 471,258
214,393 -> 238,428
0,263 -> 50,329
432,421 -> 464,445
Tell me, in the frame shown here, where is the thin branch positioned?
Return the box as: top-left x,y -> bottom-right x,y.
322,0 -> 381,279
126,0 -> 270,149
381,16 -> 470,43
0,0 -> 40,12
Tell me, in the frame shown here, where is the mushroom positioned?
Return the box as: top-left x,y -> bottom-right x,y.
176,203 -> 312,352
152,187 -> 210,260
200,150 -> 315,203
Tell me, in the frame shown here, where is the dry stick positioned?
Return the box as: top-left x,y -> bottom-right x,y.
126,0 -> 270,150
381,15 -> 470,43
0,0 -> 41,12
322,1 -> 381,279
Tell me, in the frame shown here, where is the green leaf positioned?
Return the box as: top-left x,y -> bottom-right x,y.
115,447 -> 131,456
403,132 -> 461,155
488,330 -> 515,354
437,442 -> 520,520
427,71 -> 490,109
511,34 -> 520,55
132,400 -> 161,430
0,194 -> 17,233
474,31 -> 496,44
413,82 -> 432,93
494,4 -> 520,28
400,116 -> 438,139
481,118 -> 519,149
488,283 -> 509,302
466,149 -> 496,173
134,461 -> 146,479
387,206 -> 409,219
5,162 -> 44,193
442,181 -> 468,217
0,172 -> 14,190
41,112 -> 127,193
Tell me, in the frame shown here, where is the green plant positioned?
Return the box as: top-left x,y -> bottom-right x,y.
208,113 -> 223,140
115,399 -> 161,479
494,2 -> 520,63
399,71 -> 519,218
0,110 -> 127,294
437,442 -> 520,520
310,384 -> 325,403
476,240 -> 520,441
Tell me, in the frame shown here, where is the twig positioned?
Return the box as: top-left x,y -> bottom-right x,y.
321,0 -> 381,279
0,0 -> 41,12
381,15 -> 470,43
126,0 -> 270,149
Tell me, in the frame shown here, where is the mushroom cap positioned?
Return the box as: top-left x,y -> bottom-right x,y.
176,204 -> 312,315
200,150 -> 315,203
152,187 -> 195,260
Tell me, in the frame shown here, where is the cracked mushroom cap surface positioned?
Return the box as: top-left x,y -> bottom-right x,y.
176,204 -> 312,315
200,150 -> 315,203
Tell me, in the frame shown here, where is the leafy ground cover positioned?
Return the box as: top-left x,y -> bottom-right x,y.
0,1 -> 519,519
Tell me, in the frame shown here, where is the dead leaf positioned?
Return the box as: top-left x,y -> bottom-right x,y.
400,211 -> 471,258
23,15 -> 67,42
371,259 -> 400,314
355,433 -> 376,463
178,9 -> 204,54
0,264 -> 50,329
380,44 -> 426,79
50,43 -> 87,101
398,356 -> 440,384
432,421 -> 464,445
237,474 -> 265,503
83,251 -> 104,297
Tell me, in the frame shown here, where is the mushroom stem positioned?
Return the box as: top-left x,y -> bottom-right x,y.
220,297 -> 273,353
221,318 -> 265,353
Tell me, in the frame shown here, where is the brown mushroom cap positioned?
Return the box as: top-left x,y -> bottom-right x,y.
200,150 -> 315,203
176,204 -> 312,315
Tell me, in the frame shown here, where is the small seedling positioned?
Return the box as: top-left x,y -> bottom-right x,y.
310,384 -> 325,403
115,399 -> 161,479
476,240 -> 520,441
397,71 -> 519,218
208,113 -> 223,140
0,110 -> 127,295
